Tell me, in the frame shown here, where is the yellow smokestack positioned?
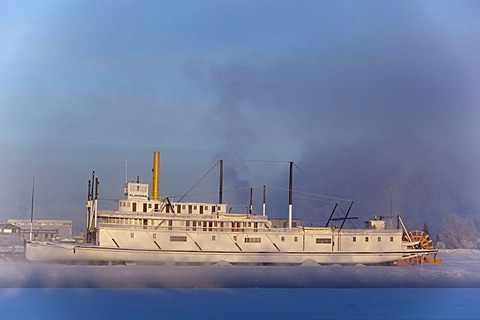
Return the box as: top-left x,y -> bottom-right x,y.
152,151 -> 160,200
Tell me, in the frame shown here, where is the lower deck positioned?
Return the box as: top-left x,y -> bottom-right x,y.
97,224 -> 403,254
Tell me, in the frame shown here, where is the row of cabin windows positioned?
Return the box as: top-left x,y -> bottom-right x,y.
352,236 -> 395,242
119,202 -> 221,214
128,234 -> 336,245
105,218 -> 262,231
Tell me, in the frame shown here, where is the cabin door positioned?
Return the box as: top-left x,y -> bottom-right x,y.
200,206 -> 204,214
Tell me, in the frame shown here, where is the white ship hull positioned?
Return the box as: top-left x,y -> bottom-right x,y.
25,241 -> 434,265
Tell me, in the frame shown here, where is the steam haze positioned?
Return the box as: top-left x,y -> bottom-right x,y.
1,1 -> 480,234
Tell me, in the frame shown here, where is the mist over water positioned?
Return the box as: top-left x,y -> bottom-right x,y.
1,250 -> 480,288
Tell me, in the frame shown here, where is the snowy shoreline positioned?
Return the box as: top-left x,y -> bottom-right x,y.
0,249 -> 479,288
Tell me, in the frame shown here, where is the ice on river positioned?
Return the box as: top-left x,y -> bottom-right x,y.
0,250 -> 479,319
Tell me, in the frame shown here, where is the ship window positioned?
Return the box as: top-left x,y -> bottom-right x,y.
233,236 -> 237,241
205,206 -> 209,211
182,205 -> 186,210
294,236 -> 298,242
153,233 -> 156,239
127,202 -> 131,207
209,221 -> 213,231
168,220 -> 173,230
390,237 -> 394,242
212,206 -> 216,213
170,236 -> 187,242
316,238 -> 332,244
378,237 -> 381,242
192,221 -> 196,231
137,186 -> 139,191
365,237 -> 369,242
245,237 -> 261,243
188,205 -> 192,214
212,235 -> 216,241
131,233 -> 135,238
148,204 -> 152,209
194,205 -> 197,211
154,204 -> 159,212
281,236 -> 285,242
353,236 -> 356,242
177,205 -> 181,213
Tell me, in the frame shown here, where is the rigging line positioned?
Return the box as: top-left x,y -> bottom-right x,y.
292,163 -> 354,202
221,159 -> 291,164
265,185 -> 353,203
292,162 -> 325,191
178,161 -> 220,202
287,194 -> 338,205
171,185 -> 266,200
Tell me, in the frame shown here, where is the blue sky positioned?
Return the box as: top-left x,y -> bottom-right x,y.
1,1 -> 480,233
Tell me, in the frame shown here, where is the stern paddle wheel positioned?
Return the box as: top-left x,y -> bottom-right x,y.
397,230 -> 442,265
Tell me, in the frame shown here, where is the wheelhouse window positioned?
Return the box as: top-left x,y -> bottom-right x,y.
316,238 -> 332,244
245,237 -> 261,243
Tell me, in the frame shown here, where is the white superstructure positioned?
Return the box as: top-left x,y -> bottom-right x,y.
26,152 -> 436,265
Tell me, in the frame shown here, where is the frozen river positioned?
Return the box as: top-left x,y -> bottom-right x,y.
0,250 -> 479,319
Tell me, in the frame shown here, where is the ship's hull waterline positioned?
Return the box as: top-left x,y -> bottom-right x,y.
25,242 -> 434,265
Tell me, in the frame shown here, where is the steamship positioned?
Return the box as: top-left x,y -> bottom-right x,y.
25,152 -> 437,265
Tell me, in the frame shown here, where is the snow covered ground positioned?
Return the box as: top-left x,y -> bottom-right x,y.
0,250 -> 479,319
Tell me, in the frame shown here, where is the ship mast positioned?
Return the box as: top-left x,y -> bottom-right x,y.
29,176 -> 35,241
288,161 -> 293,229
218,159 -> 223,204
86,171 -> 99,244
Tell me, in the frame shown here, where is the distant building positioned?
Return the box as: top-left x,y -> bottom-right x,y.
0,223 -> 24,256
7,219 -> 73,241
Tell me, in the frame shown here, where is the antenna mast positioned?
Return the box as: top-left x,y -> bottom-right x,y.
29,176 -> 35,241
